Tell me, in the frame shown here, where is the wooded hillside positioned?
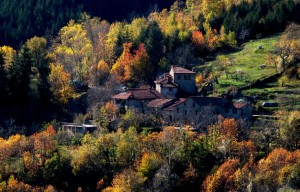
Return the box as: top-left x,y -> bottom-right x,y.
0,0 -> 174,47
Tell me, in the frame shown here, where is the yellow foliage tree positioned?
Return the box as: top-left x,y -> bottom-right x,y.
49,63 -> 75,104
97,59 -> 110,84
0,45 -> 16,70
54,20 -> 93,83
138,152 -> 162,178
103,169 -> 146,192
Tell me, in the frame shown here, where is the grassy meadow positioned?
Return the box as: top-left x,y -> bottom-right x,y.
200,35 -> 280,93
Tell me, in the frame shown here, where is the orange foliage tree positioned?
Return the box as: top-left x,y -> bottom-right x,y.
34,125 -> 57,159
110,43 -> 152,85
254,148 -> 300,190
202,158 -> 240,192
110,43 -> 133,83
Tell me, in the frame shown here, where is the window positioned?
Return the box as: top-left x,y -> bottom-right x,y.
184,75 -> 191,80
184,110 -> 187,115
176,107 -> 179,113
193,103 -> 195,108
196,110 -> 198,116
169,116 -> 172,121
177,75 -> 181,80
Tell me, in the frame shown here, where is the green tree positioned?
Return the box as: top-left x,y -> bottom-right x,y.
26,36 -> 52,105
6,45 -> 32,106
116,127 -> 140,166
143,21 -> 164,71
0,52 -> 7,103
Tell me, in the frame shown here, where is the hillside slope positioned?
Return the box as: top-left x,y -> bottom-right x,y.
0,0 -> 174,47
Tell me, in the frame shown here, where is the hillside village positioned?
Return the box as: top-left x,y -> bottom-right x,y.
112,65 -> 252,128
1,0 -> 300,191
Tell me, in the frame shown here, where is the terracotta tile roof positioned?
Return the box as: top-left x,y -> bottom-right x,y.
172,65 -> 195,74
165,98 -> 186,110
147,99 -> 172,108
111,92 -> 131,99
233,102 -> 249,109
112,89 -> 165,100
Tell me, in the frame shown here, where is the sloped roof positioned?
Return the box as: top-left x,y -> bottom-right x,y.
112,89 -> 165,100
171,65 -> 195,74
233,102 -> 250,109
147,99 -> 172,108
165,98 -> 186,110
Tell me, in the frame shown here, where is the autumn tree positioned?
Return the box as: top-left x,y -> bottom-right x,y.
96,59 -> 110,85
49,62 -> 75,104
34,125 -> 57,158
253,148 -> 300,191
116,127 -> 140,166
191,30 -> 207,56
275,23 -> 300,72
130,43 -> 153,84
207,118 -> 238,153
106,22 -> 127,64
103,168 -> 146,192
54,20 -> 93,83
202,158 -> 240,192
276,110 -> 300,150
0,45 -> 16,70
195,74 -> 204,89
110,43 -> 133,83
111,43 -> 152,85
138,152 -> 163,179
206,118 -> 255,159
100,101 -> 118,127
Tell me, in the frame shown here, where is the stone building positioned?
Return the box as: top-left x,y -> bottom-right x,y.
112,66 -> 252,128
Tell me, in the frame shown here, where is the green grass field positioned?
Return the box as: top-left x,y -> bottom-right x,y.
199,35 -> 280,93
242,79 -> 300,111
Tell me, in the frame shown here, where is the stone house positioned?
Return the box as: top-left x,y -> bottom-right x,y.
155,65 -> 196,97
147,97 -> 252,127
112,88 -> 165,113
112,66 -> 252,127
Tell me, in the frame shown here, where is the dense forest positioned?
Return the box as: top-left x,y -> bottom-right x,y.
0,0 -> 174,47
1,0 -> 300,191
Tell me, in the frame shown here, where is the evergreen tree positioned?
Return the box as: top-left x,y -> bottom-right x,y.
6,45 -> 32,107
